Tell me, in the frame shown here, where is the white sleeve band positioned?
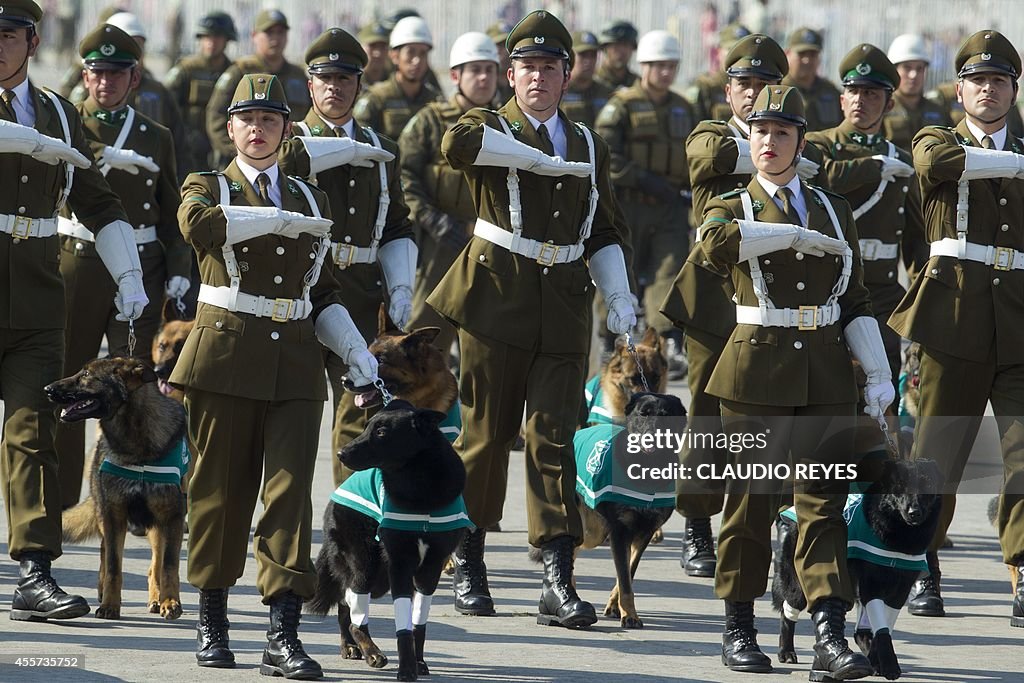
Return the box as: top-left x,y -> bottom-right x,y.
378,237 -> 418,295
94,219 -> 143,281
732,137 -> 756,175
960,145 -> 1024,180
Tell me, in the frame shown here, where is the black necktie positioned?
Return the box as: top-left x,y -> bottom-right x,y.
0,90 -> 17,123
537,123 -> 554,156
256,172 -> 273,207
336,126 -> 348,138
777,187 -> 803,226
982,135 -> 996,150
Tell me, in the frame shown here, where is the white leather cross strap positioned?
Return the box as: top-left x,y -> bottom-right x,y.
930,237 -> 1024,270
197,283 -> 311,322
0,213 -> 58,238
858,238 -> 899,261
735,302 -> 841,330
99,106 -> 136,176
473,218 -> 585,265
330,241 -> 377,268
852,141 -> 898,220
58,216 -> 157,244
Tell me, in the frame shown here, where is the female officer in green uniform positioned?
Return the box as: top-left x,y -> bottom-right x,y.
699,85 -> 892,680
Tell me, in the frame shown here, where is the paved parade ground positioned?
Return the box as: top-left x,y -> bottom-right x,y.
1,376 -> 1020,683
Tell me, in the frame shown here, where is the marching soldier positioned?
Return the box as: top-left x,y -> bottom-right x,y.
685,22 -> 751,123
0,0 -> 147,622
700,84 -> 886,679
881,34 -> 952,152
662,33 -> 826,578
807,44 -> 928,411
889,30 -> 1024,628
401,32 -> 500,363
487,22 -> 515,105
357,22 -> 393,87
562,30 -> 613,128
594,19 -> 639,91
165,11 -> 238,172
930,75 -> 1024,137
595,30 -> 695,364
53,24 -> 191,509
427,9 -> 634,628
278,28 -> 415,484
352,16 -> 443,142
173,73 -> 377,676
206,9 -> 311,168
782,27 -> 843,131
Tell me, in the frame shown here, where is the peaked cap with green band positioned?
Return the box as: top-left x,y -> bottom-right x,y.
79,23 -> 141,67
956,29 -> 1021,79
227,73 -> 290,116
724,33 -> 788,81
507,10 -> 574,69
839,43 -> 900,90
747,85 -> 807,128
0,0 -> 41,28
306,28 -> 367,75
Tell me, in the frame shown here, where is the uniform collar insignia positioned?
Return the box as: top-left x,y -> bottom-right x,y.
93,107 -> 129,125
812,192 -> 826,207
750,199 -> 764,213
848,131 -> 866,145
229,181 -> 243,192
510,119 -> 523,132
287,181 -> 300,196
1012,139 -> 1023,154
310,124 -> 323,135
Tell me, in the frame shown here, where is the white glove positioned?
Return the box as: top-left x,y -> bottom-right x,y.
588,244 -> 637,335
731,137 -> 756,175
796,155 -> 821,180
298,136 -> 394,173
872,154 -> 915,181
736,219 -> 850,261
474,124 -> 592,177
843,316 -> 895,419
959,145 -> 1024,180
221,205 -> 332,246
0,119 -> 91,168
165,276 -> 190,299
315,303 -> 379,387
94,220 -> 148,321
378,238 -> 418,330
98,146 -> 160,174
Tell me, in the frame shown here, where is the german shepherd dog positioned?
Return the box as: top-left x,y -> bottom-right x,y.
47,357 -> 188,621
772,458 -> 943,680
152,298 -> 194,402
584,327 -> 668,426
308,401 -> 467,682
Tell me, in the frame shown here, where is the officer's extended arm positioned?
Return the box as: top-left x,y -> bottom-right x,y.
295,136 -> 394,173
843,316 -> 895,419
473,125 -> 593,177
314,304 -> 379,387
0,118 -> 91,168
377,238 -> 418,330
221,206 -> 332,245
958,145 -> 1024,180
94,220 -> 148,321
588,245 -> 637,334
735,219 -> 851,261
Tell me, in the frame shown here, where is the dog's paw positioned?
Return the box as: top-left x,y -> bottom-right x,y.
160,599 -> 183,620
148,601 -> 160,614
603,593 -> 621,618
442,557 -> 455,576
854,628 -> 873,657
365,651 -> 388,669
342,644 -> 363,660
417,660 -> 429,675
620,614 -> 644,629
650,528 -> 664,545
396,665 -> 418,681
871,632 -> 901,680
96,604 -> 121,620
777,650 -> 798,664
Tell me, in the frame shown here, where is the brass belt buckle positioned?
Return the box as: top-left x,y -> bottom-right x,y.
536,242 -> 560,266
333,243 -> 356,269
11,216 -> 32,239
993,246 -> 1014,271
797,306 -> 818,331
270,298 -> 295,323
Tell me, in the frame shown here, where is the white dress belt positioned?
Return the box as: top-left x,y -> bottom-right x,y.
330,241 -> 377,269
473,218 -> 585,265
197,283 -> 311,322
735,302 -> 841,330
929,237 -> 1024,271
858,238 -> 899,261
57,216 -> 158,244
0,213 -> 59,238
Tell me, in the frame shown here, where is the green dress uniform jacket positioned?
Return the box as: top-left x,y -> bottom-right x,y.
782,75 -> 843,132
427,99 -> 627,355
164,53 -> 232,171
205,56 -> 311,164
562,79 -> 614,128
882,92 -> 952,153
352,74 -> 443,142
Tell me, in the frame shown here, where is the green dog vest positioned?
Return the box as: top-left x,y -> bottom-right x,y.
583,375 -> 614,426
574,424 -> 676,509
99,437 -> 190,485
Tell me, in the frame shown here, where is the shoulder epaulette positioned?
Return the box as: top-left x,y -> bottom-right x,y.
717,188 -> 744,200
196,171 -> 222,176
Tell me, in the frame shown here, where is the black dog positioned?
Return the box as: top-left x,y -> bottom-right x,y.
308,400 -> 471,682
772,458 -> 943,680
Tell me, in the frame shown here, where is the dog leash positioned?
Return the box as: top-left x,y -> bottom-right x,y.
625,331 -> 650,393
127,319 -> 136,357
876,415 -> 899,456
374,377 -> 394,406
175,295 -> 186,316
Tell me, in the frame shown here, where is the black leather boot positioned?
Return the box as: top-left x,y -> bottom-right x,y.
452,528 -> 495,615
1011,564 -> 1024,628
261,591 -> 323,679
906,550 -> 944,617
808,598 -> 873,681
536,536 -> 597,629
680,517 -> 717,577
196,588 -> 234,668
721,600 -> 772,673
10,552 -> 90,621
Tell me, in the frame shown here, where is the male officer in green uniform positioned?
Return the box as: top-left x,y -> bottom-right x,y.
352,16 -> 443,141
401,32 -> 500,362
889,30 -> 1024,627
0,0 -> 148,622
53,23 -> 192,509
594,20 -> 639,91
596,30 -> 694,359
685,22 -> 751,122
428,9 -> 633,629
783,27 -> 843,132
930,77 -> 1024,137
661,33 -> 826,577
357,22 -> 393,87
701,84 -> 884,679
206,9 -> 311,167
807,44 -> 928,409
278,28 -> 415,484
174,73 -> 378,676
562,30 -> 613,128
164,11 -> 237,172
881,34 -> 952,152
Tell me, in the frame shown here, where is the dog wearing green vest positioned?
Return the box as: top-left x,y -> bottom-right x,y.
772,458 -> 943,680
46,356 -> 189,621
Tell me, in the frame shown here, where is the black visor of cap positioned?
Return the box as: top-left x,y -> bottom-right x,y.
747,108 -> 807,128
509,44 -> 570,62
